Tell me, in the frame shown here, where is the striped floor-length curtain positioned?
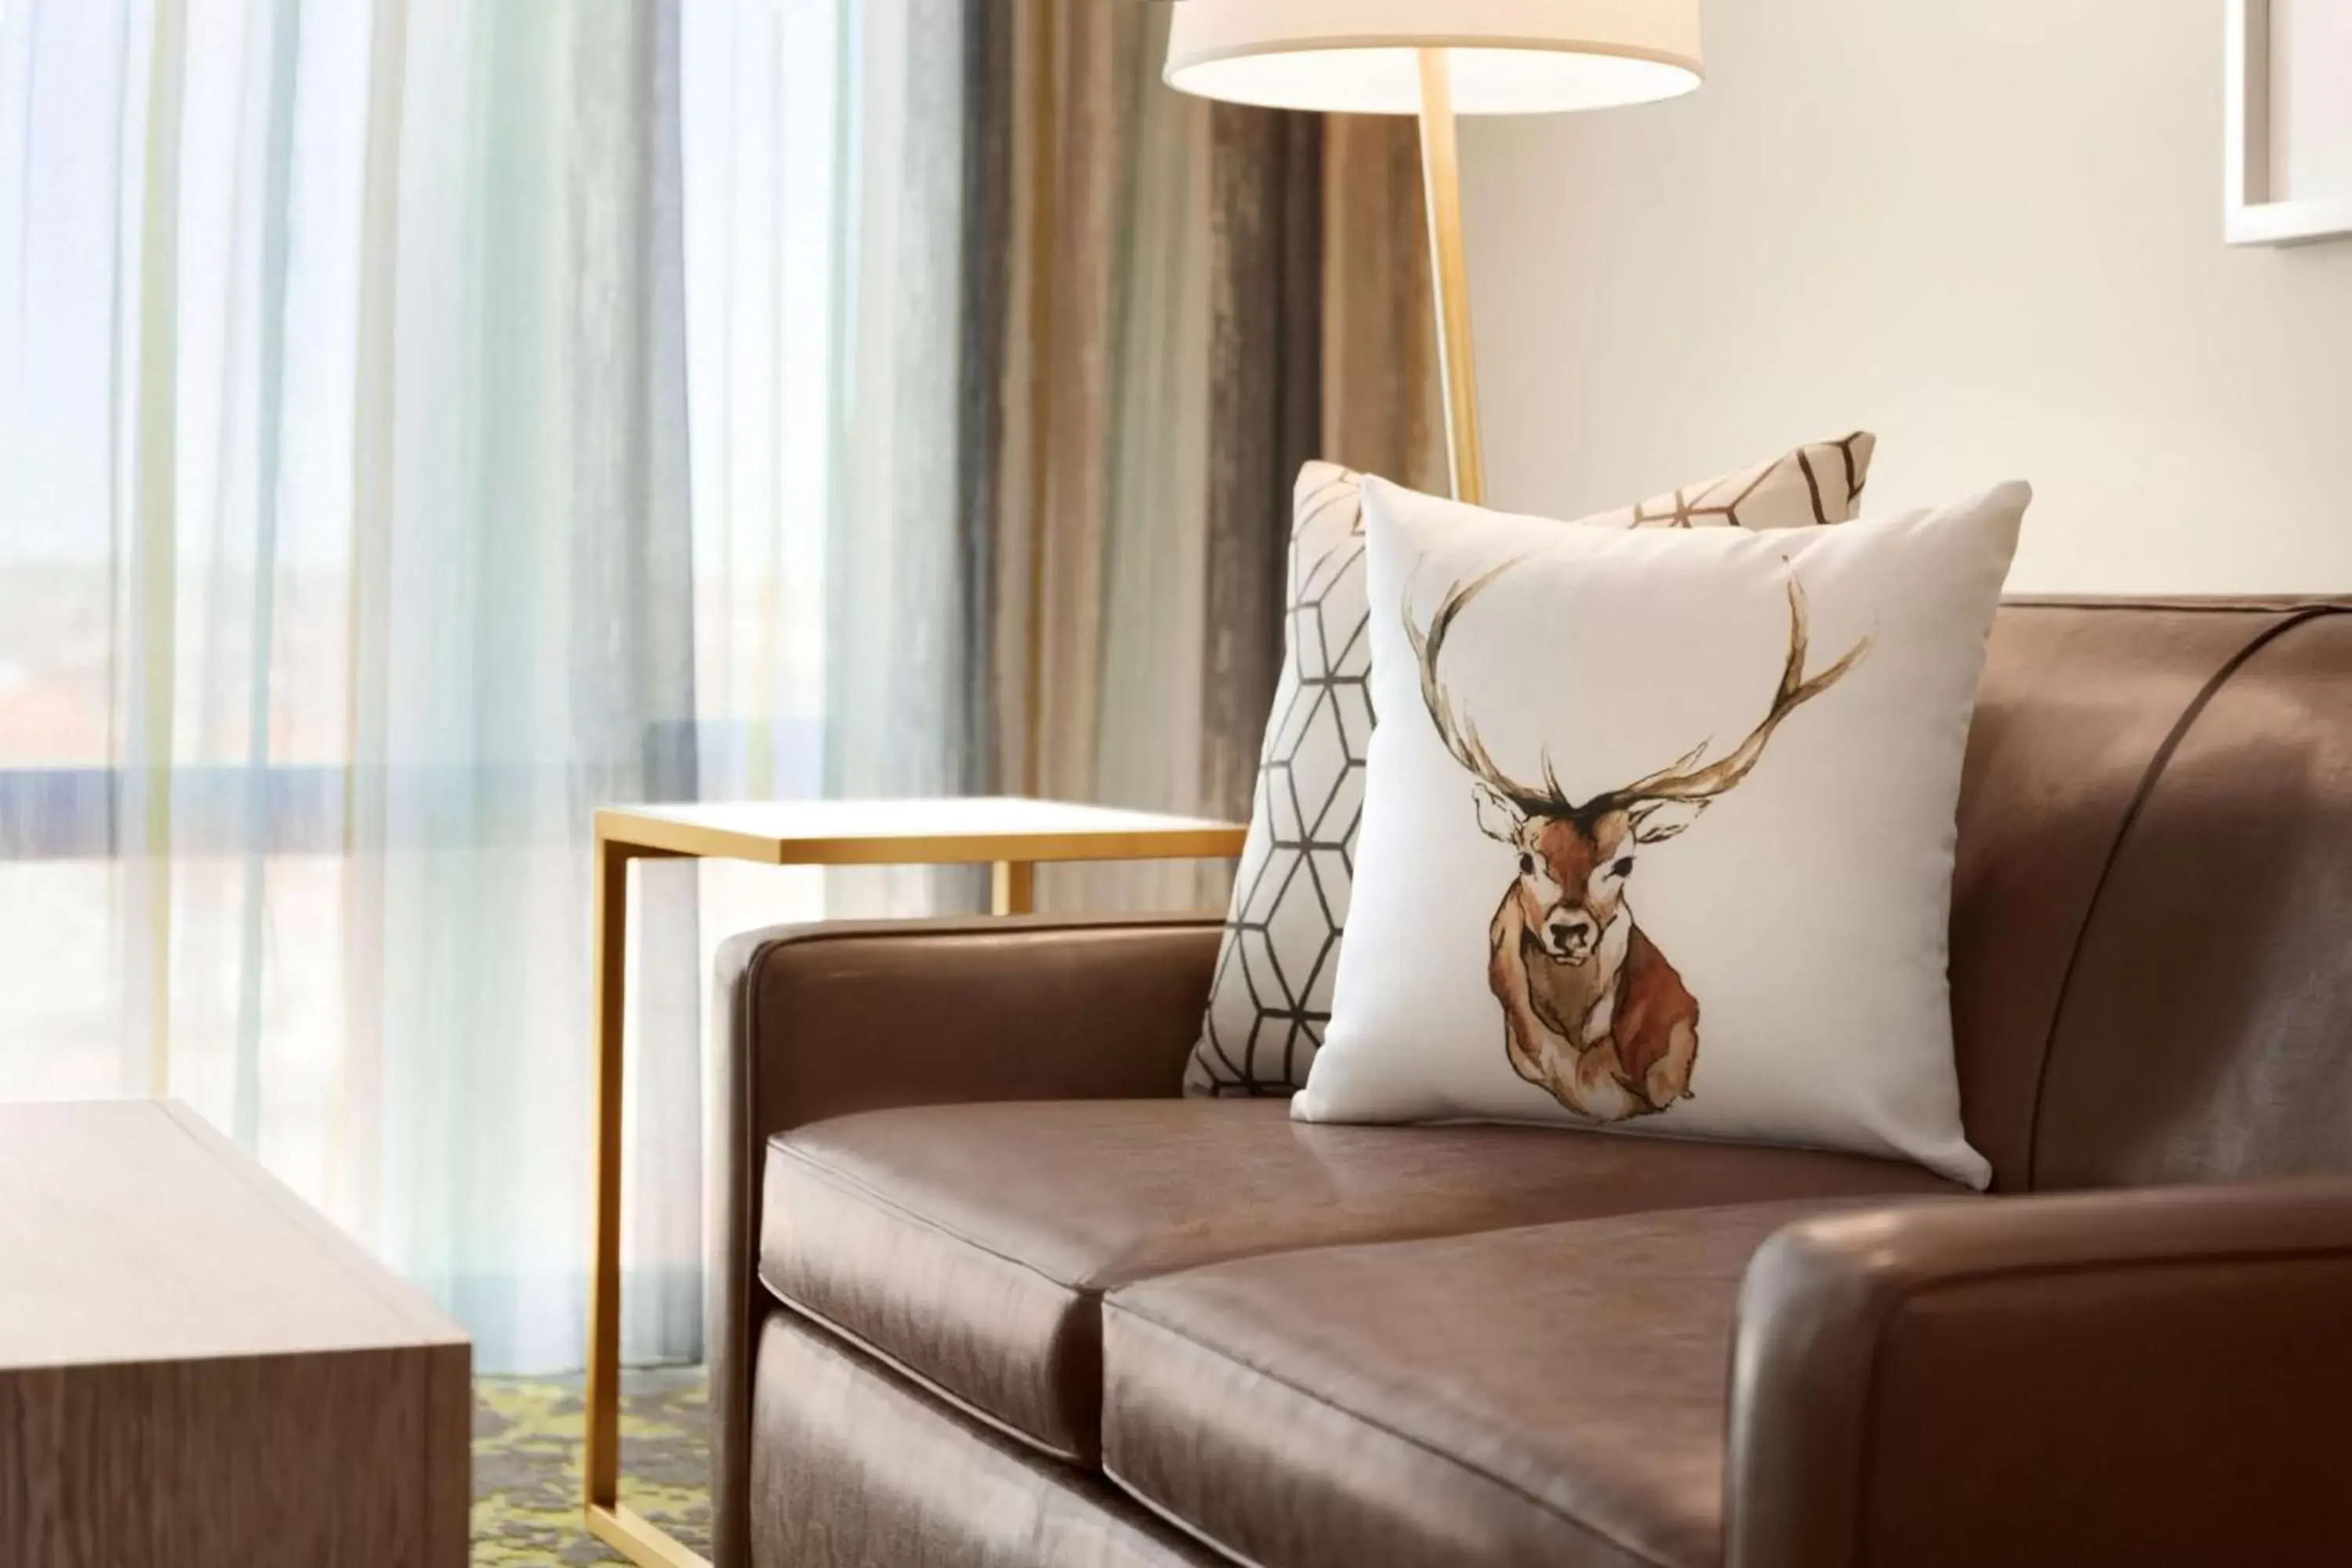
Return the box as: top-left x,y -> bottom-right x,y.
958,0 -> 1423,913
0,0 -> 706,1374
1195,101 -> 1325,852
685,0 -> 1014,924
1322,113 -> 1450,494
688,1 -> 1446,929
819,0 -> 990,916
973,0 -> 1188,819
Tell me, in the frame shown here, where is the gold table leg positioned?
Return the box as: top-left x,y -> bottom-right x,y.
991,859 -> 1036,915
584,829 -> 711,1567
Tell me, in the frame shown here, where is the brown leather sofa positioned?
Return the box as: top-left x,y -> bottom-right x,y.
706,597 -> 2352,1568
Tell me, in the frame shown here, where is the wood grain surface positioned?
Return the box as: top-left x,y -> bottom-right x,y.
0,1100 -> 470,1566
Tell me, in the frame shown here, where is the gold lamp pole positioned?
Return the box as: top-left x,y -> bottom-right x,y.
1414,48 -> 1484,505
1163,4 -> 1704,506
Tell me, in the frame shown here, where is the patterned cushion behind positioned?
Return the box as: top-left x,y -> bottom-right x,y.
1185,434 -> 1878,1095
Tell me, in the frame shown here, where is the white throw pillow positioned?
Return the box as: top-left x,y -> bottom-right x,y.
1294,477 -> 2028,1188
1185,435 -> 1879,1097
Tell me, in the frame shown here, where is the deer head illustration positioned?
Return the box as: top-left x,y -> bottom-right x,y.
1403,557 -> 1869,1118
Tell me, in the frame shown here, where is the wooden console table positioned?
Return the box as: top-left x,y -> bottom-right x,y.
584,798 -> 1246,1568
0,1099 -> 470,1566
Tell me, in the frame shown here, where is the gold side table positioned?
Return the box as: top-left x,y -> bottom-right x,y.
583,797 -> 1246,1568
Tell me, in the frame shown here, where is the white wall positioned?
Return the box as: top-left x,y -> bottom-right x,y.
1462,0 -> 2352,593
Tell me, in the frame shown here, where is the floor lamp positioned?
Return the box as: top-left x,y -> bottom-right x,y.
1165,2 -> 1704,506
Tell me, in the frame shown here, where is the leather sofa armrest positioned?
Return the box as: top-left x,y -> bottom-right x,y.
706,912 -> 1221,1567
1726,1180 -> 2352,1568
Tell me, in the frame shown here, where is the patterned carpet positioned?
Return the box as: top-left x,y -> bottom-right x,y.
473,1368 -> 710,1565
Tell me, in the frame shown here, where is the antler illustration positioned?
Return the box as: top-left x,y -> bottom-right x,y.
1591,575 -> 1871,815
1404,561 -> 1869,818
1403,558 -> 1572,816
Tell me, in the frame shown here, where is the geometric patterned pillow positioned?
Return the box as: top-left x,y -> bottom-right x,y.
1184,434 -> 1878,1095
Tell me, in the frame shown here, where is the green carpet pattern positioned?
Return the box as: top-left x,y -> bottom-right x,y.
473,1369 -> 710,1565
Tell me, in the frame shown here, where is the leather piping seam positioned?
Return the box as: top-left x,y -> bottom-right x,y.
1102,1300 -> 1677,1568
1100,1457 -> 1278,1568
767,1139 -> 1110,1302
2021,605 -> 2345,1190
759,1145 -> 1107,1450
1846,1238 -> 2352,1566
2002,594 -> 2352,612
757,1286 -> 1094,1466
748,911 -> 1222,962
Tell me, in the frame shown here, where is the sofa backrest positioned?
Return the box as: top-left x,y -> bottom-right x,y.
1951,597 -> 2352,1192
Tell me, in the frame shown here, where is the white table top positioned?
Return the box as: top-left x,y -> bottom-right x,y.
594,796 -> 1248,866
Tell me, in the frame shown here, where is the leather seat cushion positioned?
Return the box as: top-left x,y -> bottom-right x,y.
1101,1198 -> 1960,1568
750,1311 -> 1221,1568
760,1098 -> 1960,1463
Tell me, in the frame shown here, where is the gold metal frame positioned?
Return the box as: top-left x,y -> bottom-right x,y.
1417,48 -> 1483,506
584,800 -> 1246,1567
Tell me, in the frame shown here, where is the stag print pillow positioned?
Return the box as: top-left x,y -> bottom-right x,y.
1185,434 -> 1879,1097
1296,477 -> 2029,1188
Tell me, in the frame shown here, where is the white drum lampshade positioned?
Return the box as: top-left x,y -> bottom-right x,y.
1163,0 -> 1704,116
1163,1 -> 1704,504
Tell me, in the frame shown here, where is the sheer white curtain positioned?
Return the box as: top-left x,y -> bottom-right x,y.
682,0 -> 985,922
0,0 -> 974,1373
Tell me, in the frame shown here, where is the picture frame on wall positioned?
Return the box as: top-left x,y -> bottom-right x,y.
2224,0 -> 2352,245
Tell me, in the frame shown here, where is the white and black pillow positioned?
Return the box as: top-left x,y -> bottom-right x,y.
1294,477 -> 2029,1187
1185,435 -> 1879,1097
